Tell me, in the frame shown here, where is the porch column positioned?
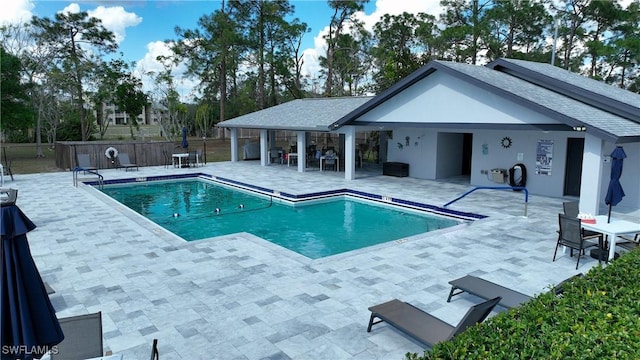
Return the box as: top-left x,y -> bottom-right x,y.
344,126 -> 356,180
297,131 -> 306,172
260,129 -> 268,167
230,128 -> 238,162
579,133 -> 604,215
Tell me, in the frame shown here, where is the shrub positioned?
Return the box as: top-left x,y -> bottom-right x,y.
407,249 -> 640,360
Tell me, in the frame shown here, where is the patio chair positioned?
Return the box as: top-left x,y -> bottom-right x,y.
117,153 -> 139,171
187,150 -> 200,167
269,147 -> 283,164
447,273 -> 583,309
76,154 -> 98,173
51,312 -> 104,360
367,296 -> 501,347
447,275 -> 532,309
162,149 -> 172,169
563,201 -> 601,238
553,213 -> 603,269
617,233 -> 639,252
149,339 -> 159,360
323,150 -> 337,171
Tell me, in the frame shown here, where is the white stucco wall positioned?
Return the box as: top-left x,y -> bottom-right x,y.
388,128 -> 578,197
355,71 -> 560,124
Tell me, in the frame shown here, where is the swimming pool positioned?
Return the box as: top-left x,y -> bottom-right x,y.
100,178 -> 466,259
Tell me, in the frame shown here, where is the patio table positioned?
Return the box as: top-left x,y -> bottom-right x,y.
580,215 -> 640,261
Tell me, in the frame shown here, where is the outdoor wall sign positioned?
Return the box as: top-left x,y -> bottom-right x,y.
536,139 -> 553,175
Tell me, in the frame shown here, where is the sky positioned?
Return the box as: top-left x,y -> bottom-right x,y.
2,0 -> 444,101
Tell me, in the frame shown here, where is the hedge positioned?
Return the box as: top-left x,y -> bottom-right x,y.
406,248 -> 640,360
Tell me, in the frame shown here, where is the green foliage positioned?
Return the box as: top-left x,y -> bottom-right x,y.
1,47 -> 35,134
407,249 -> 640,359
56,104 -> 97,141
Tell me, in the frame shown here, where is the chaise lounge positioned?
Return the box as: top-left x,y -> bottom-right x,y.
367,296 -> 501,347
447,274 -> 583,309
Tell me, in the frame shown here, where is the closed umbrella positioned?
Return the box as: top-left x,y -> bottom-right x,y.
181,126 -> 189,150
1,198 -> 64,359
605,146 -> 626,223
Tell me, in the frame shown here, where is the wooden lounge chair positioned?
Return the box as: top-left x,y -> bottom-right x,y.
367,296 -> 501,347
447,274 -> 583,309
117,153 -> 139,171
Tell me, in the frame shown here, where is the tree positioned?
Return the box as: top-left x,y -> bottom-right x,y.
483,0 -> 551,60
439,0 -> 493,64
323,0 -> 368,96
173,3 -> 242,139
0,47 -> 34,140
371,12 -> 430,93
31,11 -> 117,141
114,73 -> 148,140
606,1 -> 640,90
582,0 -> 624,79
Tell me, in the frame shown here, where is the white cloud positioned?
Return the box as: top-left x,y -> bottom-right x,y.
88,6 -> 142,45
60,3 -> 81,15
134,41 -> 196,102
0,0 -> 34,25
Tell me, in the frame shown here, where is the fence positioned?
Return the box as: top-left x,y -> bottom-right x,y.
56,141 -> 179,171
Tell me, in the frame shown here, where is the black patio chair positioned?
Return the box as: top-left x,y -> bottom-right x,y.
51,312 -> 104,360
553,213 -> 603,269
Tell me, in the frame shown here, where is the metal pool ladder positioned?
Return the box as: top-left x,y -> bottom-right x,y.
72,167 -> 104,189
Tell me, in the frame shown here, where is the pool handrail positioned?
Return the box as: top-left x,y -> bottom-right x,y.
73,166 -> 103,189
444,186 -> 528,217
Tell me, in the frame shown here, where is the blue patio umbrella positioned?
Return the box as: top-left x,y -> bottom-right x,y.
605,146 -> 626,223
1,203 -> 64,359
181,126 -> 188,149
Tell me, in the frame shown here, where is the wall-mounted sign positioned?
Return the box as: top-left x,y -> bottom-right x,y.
536,139 -> 553,175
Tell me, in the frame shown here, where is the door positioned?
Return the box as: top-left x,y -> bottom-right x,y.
564,138 -> 584,196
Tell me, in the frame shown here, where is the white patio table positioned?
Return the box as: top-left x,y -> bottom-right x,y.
580,215 -> 640,261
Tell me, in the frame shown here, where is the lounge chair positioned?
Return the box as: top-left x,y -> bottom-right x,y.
50,312 -> 104,360
367,296 -> 501,347
447,273 -> 583,309
117,153 -> 139,171
77,154 -> 98,173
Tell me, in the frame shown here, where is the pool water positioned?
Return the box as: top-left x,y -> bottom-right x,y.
101,179 -> 460,259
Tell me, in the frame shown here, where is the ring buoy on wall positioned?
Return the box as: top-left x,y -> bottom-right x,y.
105,147 -> 118,164
509,163 -> 527,191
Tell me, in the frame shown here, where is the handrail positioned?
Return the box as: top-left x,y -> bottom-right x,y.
73,167 -> 104,189
444,186 -> 529,217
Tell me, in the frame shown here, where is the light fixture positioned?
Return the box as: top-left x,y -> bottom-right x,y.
572,126 -> 586,131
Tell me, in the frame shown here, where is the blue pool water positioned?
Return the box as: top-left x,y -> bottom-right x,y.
100,179 -> 460,259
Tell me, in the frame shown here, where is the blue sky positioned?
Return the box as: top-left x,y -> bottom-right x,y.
4,0 -> 443,100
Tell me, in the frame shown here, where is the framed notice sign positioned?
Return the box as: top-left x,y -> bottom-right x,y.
536,139 -> 553,175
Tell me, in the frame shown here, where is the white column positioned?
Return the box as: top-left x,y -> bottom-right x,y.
297,131 -> 306,172
260,129 -> 268,167
230,128 -> 238,162
579,133 -> 604,215
344,126 -> 356,180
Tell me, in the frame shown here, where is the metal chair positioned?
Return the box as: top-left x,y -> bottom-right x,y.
149,339 -> 159,360
553,213 -> 603,269
51,312 -> 104,360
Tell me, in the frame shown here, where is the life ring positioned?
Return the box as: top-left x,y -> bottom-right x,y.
105,147 -> 118,160
509,163 -> 527,190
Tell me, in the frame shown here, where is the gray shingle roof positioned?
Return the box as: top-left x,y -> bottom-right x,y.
489,58 -> 640,122
436,61 -> 640,140
217,97 -> 373,131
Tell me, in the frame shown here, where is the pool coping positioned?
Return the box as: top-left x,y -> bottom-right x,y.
85,172 -> 487,222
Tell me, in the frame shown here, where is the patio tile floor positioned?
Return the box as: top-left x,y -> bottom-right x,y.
8,161 -> 624,359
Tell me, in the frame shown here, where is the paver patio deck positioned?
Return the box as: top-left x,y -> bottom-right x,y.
8,161 -> 631,359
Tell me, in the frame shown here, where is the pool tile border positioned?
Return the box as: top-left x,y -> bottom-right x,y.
86,172 -> 486,221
